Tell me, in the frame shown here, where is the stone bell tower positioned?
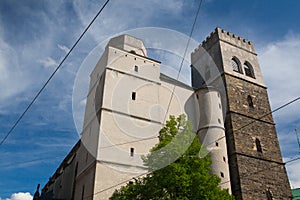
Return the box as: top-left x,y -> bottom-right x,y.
191,28 -> 292,199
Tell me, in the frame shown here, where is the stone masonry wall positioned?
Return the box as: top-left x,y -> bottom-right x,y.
224,74 -> 292,199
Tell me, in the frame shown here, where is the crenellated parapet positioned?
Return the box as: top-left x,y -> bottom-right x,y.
193,27 -> 256,54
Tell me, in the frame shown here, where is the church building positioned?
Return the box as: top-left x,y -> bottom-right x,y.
39,28 -> 292,200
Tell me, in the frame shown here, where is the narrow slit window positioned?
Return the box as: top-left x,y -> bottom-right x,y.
266,189 -> 273,200
223,156 -> 226,162
247,95 -> 254,108
132,92 -> 136,100
216,142 -> 219,147
81,185 -> 85,200
134,65 -> 138,72
255,138 -> 262,153
130,148 -> 134,157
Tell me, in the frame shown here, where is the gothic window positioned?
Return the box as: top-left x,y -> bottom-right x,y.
231,57 -> 242,73
256,138 -> 262,153
244,62 -> 255,78
247,95 -> 254,108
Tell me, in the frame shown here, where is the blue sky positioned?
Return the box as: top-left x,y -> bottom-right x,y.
0,0 -> 300,198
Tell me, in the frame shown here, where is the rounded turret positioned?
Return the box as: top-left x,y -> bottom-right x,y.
196,87 -> 231,192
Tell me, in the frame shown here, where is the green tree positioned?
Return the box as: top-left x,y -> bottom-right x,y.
110,115 -> 233,200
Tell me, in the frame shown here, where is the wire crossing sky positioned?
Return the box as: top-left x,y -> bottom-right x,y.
0,0 -> 300,198
0,0 -> 111,146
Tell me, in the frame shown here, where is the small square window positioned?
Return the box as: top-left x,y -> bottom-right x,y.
132,92 -> 136,100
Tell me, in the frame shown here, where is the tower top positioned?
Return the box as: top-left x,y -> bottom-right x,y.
195,27 -> 256,55
107,34 -> 147,57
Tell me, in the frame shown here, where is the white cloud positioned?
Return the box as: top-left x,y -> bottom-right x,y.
259,33 -> 300,190
0,4 -> 79,113
38,56 -> 58,68
58,94 -> 72,111
258,33 -> 300,124
0,35 -> 30,111
284,157 -> 300,188
73,0 -> 185,43
57,44 -> 70,54
1,192 -> 33,200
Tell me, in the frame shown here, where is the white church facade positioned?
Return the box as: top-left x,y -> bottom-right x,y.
39,28 -> 292,200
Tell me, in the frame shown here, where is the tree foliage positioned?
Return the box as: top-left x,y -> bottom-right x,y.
110,115 -> 234,200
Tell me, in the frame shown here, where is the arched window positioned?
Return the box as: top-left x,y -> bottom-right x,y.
231,57 -> 242,73
255,138 -> 262,153
244,62 -> 255,78
247,95 -> 254,108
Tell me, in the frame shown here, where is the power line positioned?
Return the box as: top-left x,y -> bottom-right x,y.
163,0 -> 203,123
204,96 -> 300,148
82,1 -> 204,198
85,172 -> 149,199
100,96 -> 300,151
233,96 -> 300,133
219,156 -> 300,186
0,0 -> 111,146
85,0 -> 203,151
87,96 -> 300,197
75,95 -> 300,174
100,136 -> 157,149
0,156 -> 64,168
90,143 -> 300,198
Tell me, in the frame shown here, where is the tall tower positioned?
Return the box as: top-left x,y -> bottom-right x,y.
191,28 -> 292,199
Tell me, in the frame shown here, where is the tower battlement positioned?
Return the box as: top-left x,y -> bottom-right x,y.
193,27 -> 256,54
